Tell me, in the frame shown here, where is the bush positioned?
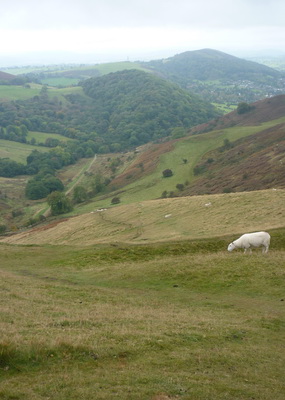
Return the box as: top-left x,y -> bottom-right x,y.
193,165 -> 207,176
0,225 -> 7,234
162,169 -> 173,178
111,197 -> 121,205
176,183 -> 185,191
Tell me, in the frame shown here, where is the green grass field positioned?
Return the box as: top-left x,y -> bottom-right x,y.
0,231 -> 284,400
27,131 -> 70,144
0,140 -> 48,163
0,85 -> 42,101
0,84 -> 84,102
41,77 -> 80,87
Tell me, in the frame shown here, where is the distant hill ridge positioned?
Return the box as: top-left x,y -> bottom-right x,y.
0,70 -> 16,81
143,48 -> 283,84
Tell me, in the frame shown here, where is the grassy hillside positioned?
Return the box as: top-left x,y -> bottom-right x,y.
86,112 -> 285,208
2,189 -> 284,246
0,83 -> 83,102
1,102 -> 284,231
0,139 -> 48,163
184,122 -> 285,195
0,231 -> 284,399
41,62 -> 149,86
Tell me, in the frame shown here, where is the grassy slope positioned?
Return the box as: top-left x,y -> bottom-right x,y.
0,95 -> 284,399
27,131 -> 70,144
76,118 -> 285,210
2,189 -> 284,246
0,234 -> 284,400
0,85 -> 42,101
0,84 -> 83,101
0,140 -> 48,163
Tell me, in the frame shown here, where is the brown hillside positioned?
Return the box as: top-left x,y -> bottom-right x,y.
0,71 -> 16,81
110,141 -> 175,189
191,94 -> 285,134
183,123 -> 285,195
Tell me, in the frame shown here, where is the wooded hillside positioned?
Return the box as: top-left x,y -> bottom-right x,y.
0,69 -> 218,153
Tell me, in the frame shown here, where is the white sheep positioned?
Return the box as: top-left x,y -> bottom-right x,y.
227,231 -> 270,254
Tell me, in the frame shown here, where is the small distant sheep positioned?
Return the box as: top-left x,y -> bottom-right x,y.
227,231 -> 271,254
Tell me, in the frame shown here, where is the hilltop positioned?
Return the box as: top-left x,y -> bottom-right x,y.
3,49 -> 285,106
142,49 -> 285,105
144,48 -> 282,84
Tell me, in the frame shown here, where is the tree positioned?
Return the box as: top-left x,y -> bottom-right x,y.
73,185 -> 88,204
237,102 -> 252,114
162,169 -> 173,178
93,174 -> 105,194
43,176 -> 64,193
25,180 -> 49,200
47,191 -> 73,215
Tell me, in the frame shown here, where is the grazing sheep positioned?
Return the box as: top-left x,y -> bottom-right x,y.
227,231 -> 270,254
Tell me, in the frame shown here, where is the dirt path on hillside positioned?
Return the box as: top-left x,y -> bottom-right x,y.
35,154 -> 97,218
65,154 -> 97,195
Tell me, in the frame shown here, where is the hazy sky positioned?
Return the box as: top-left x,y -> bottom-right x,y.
1,0 -> 285,66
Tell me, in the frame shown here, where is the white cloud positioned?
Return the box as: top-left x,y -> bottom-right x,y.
1,0 -> 285,65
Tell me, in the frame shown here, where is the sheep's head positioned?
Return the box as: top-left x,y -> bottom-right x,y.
227,242 -> 235,252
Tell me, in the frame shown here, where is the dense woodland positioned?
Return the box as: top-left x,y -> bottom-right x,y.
0,70 -> 218,153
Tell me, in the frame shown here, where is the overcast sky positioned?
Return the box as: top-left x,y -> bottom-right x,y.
1,0 -> 285,66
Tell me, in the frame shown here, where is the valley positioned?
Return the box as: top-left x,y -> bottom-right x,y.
0,49 -> 284,400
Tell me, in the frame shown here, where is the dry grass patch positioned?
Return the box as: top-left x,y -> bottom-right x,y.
2,189 -> 284,246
